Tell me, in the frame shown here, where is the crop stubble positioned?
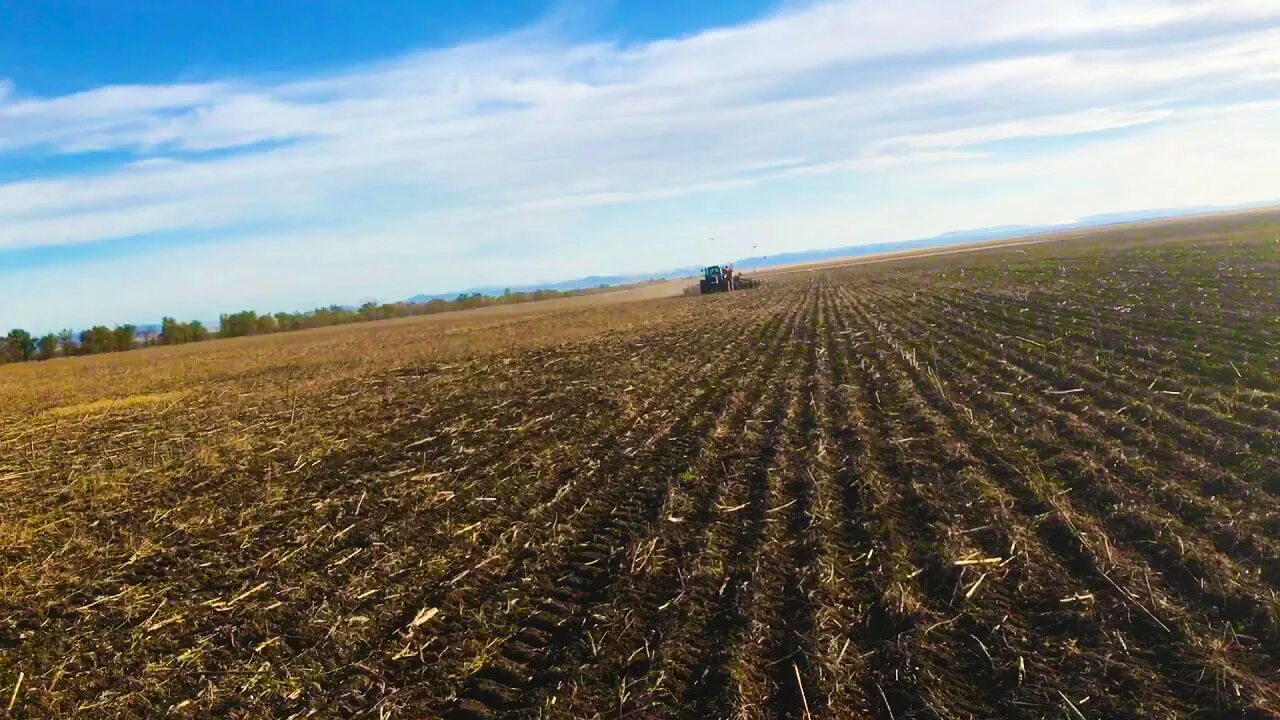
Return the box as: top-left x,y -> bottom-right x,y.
1,214 -> 1279,717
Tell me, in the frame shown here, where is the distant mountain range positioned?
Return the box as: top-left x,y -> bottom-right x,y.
404,201 -> 1277,303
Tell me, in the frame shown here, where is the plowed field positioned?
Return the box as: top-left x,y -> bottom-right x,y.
2,212 -> 1279,718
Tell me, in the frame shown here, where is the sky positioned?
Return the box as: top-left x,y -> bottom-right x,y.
2,0 -> 1279,332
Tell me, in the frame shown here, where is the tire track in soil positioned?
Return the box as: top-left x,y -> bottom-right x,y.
372,298 -> 794,716
542,294 -> 817,719
819,288 -> 939,720
825,288 -> 1028,719
707,283 -> 825,720
0,354 -> 616,714
535,288 -> 814,712
762,284 -> 825,720
841,286 -> 1280,717
760,285 -> 1003,719
6,319 -> 746,717
543,288 -> 808,720
313,304 -> 783,707
678,286 -> 812,720
437,293 -> 808,719
641,384 -> 785,718
98,304 -> 770,716
96,312 -> 761,715
807,284 -> 880,718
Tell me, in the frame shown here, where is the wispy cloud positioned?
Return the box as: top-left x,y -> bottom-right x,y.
3,0 -> 1280,328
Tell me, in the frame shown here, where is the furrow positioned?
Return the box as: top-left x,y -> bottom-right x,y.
436,292 -> 806,719
839,286 -> 1280,717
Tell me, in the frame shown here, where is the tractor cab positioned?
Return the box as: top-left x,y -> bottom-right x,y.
700,265 -> 732,293
698,263 -> 757,294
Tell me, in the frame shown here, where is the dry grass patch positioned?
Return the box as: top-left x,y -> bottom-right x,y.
42,391 -> 188,418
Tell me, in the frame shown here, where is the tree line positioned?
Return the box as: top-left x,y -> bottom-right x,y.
1,287 -> 608,364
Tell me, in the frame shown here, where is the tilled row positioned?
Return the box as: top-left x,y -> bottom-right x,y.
437,292 -> 809,719
838,284 -> 1280,716
836,289 -> 1213,716
6,232 -> 1279,719
0,296 -> 776,716
868,282 -> 1280,579
938,287 -> 1280,462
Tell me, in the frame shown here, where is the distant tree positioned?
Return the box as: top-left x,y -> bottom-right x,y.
4,329 -> 36,361
81,326 -> 114,354
219,311 -> 258,338
0,284 -> 609,365
36,334 -> 59,360
112,324 -> 137,352
160,317 -> 212,345
455,293 -> 486,309
160,317 -> 182,345
58,329 -> 78,356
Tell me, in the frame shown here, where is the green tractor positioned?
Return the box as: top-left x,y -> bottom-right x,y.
699,264 -> 759,294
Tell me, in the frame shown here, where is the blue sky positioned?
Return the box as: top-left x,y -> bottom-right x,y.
2,0 -> 1280,331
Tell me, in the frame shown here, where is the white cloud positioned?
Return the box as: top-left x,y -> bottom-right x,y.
876,108 -> 1176,153
2,0 -> 1280,329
